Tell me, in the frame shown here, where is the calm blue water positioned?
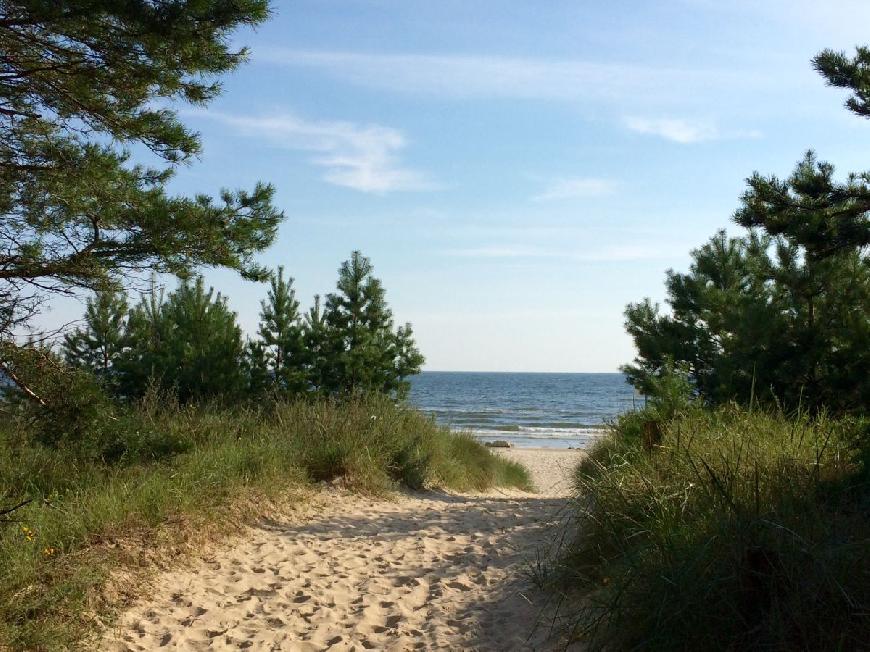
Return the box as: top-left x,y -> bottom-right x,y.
408,372 -> 642,449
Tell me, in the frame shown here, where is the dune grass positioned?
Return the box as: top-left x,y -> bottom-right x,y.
552,406 -> 869,651
0,394 -> 529,650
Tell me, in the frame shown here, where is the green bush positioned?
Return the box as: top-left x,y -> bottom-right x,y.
557,407 -> 869,651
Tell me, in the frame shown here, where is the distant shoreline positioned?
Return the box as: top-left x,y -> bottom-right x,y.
497,446 -> 586,453
419,370 -> 626,375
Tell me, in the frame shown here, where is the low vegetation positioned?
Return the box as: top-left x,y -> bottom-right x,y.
551,405 -> 869,650
0,393 -> 529,649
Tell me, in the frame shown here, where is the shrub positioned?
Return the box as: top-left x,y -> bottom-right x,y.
557,407 -> 869,651
1,343 -> 119,455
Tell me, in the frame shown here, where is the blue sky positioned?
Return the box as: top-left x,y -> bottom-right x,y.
42,0 -> 870,371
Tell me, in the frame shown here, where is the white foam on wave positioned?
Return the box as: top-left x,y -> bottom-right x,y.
468,427 -> 607,441
521,425 -> 607,434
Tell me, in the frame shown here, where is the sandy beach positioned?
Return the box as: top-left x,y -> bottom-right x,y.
101,448 -> 582,651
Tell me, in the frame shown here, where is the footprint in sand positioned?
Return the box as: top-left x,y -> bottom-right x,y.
384,614 -> 402,628
100,450 -> 581,652
447,580 -> 474,591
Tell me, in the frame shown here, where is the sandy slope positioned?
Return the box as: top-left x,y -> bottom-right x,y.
101,449 -> 581,651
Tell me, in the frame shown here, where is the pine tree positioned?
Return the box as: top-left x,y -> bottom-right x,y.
116,280 -> 168,399
322,252 -> 424,396
119,278 -> 245,402
814,46 -> 870,118
62,289 -> 129,386
243,339 -> 272,397
623,44 -> 870,414
623,231 -> 789,405
257,267 -> 307,393
301,294 -> 332,393
392,323 -> 426,399
735,151 -> 870,259
0,1 -> 283,337
324,252 -> 393,394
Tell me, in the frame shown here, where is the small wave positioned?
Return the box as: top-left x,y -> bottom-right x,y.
427,407 -> 508,416
455,423 -> 522,432
447,423 -> 607,434
467,428 -> 607,441
521,424 -> 607,432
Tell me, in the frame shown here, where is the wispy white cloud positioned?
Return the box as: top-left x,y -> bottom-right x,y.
441,245 -> 550,258
255,48 -> 763,105
533,177 -> 618,202
624,116 -> 762,144
624,117 -> 719,143
191,110 -> 435,193
254,50 -> 774,141
575,245 -> 677,262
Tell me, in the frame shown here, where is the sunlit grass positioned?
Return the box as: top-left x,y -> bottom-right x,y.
0,395 -> 529,649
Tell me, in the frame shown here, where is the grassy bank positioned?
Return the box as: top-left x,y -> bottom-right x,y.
554,407 -> 869,651
0,394 -> 529,650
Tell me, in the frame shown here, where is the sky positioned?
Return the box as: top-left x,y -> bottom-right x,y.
39,0 -> 870,371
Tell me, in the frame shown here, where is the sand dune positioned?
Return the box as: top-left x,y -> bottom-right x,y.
101,449 -> 580,651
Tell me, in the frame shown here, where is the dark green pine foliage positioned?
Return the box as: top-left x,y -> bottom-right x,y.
322,252 -> 424,398
732,122 -> 869,411
0,0 -> 283,333
624,227 -> 869,414
115,281 -> 166,399
301,295 -> 331,393
814,46 -> 870,118
62,289 -> 129,387
243,339 -> 272,397
393,323 -> 426,393
119,278 -> 245,402
323,252 -> 393,394
735,151 -> 870,259
257,267 -> 307,393
624,46 -> 870,414
624,231 -> 787,405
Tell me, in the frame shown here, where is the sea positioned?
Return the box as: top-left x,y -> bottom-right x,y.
408,372 -> 643,449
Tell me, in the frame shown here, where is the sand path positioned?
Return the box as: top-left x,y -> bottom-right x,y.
102,449 -> 580,651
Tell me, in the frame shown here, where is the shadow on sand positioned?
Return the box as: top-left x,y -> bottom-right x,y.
256,489 -> 582,650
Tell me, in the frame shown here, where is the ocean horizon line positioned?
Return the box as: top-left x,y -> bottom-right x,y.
419,369 -> 625,375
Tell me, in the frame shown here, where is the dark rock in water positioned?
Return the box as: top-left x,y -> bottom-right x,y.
485,440 -> 513,448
